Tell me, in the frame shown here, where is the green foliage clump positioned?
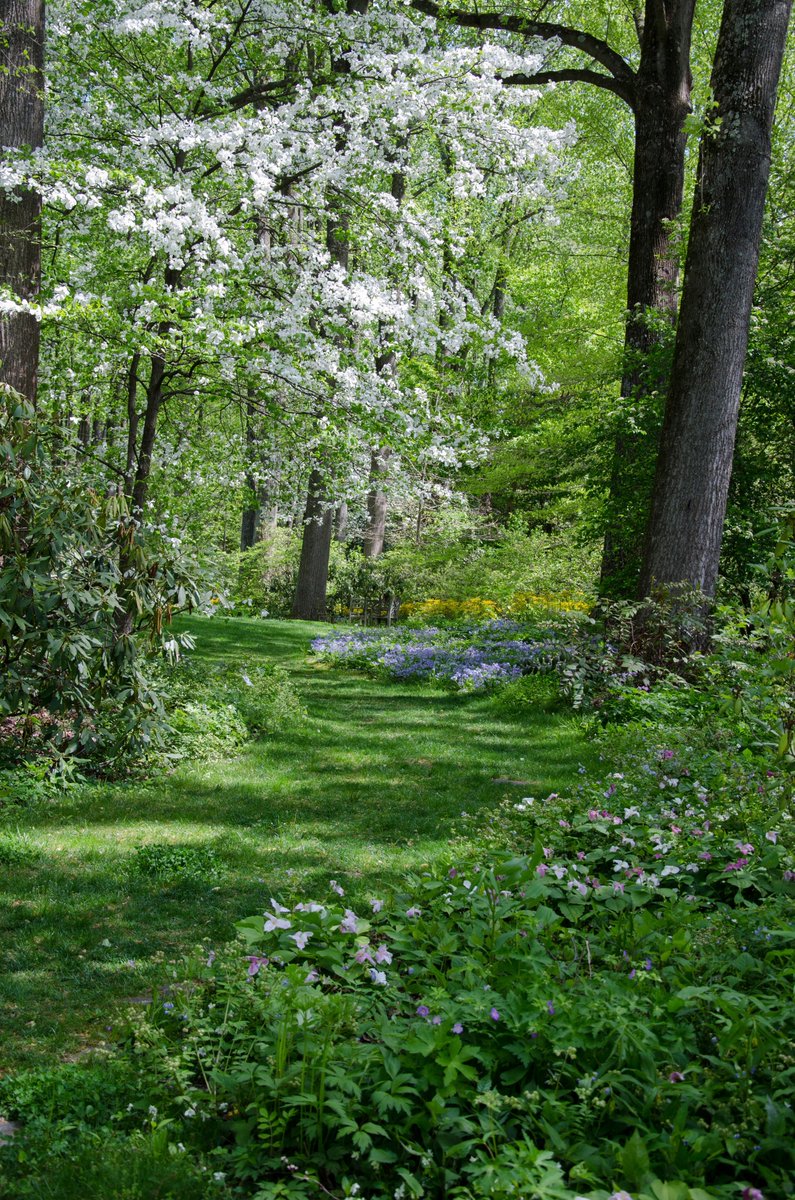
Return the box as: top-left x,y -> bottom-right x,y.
0,1061 -> 214,1200
157,658 -> 307,760
0,395 -> 202,768
0,829 -> 40,867
127,841 -> 221,887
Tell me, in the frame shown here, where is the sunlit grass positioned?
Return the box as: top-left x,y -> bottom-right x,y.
0,614 -> 598,1070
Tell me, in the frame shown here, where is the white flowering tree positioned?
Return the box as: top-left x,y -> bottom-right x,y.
0,0 -> 573,620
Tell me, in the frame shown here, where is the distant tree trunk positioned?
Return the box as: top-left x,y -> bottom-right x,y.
362,447 -> 391,558
0,1 -> 45,406
291,0 -> 366,620
291,468 -> 333,620
334,501 -> 349,541
240,396 -> 278,550
639,0 -> 792,598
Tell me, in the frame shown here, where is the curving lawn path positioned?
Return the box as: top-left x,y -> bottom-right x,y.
0,616 -> 598,1070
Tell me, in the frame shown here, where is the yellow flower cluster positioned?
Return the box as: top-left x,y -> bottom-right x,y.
399,592 -> 590,621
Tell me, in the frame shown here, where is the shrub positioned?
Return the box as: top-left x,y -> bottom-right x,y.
0,394 -> 204,768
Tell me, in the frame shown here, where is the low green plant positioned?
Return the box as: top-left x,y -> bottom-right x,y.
127,842 -> 221,886
0,830 -> 40,866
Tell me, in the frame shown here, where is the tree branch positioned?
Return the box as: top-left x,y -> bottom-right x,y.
501,67 -> 635,108
410,0 -> 636,90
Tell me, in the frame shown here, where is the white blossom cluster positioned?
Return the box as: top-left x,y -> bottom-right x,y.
20,0 -> 573,504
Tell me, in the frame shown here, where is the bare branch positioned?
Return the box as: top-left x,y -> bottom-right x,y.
501,67 -> 635,108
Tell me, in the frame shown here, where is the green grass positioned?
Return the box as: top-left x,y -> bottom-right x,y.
0,615 -> 598,1072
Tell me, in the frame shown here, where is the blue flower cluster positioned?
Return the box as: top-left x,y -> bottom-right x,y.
311,620 -> 565,692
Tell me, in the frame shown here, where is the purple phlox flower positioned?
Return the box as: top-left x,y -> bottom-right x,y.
355,944 -> 374,965
490,1007 -> 500,1021
304,968 -> 319,983
340,909 -> 359,933
629,968 -> 637,979
576,851 -> 586,861
431,1015 -> 442,1025
374,944 -> 392,964
605,784 -> 616,798
543,846 -> 553,859
644,957 -> 653,970
329,879 -> 345,896
369,969 -> 387,986
448,868 -> 458,878
246,955 -> 269,977
612,881 -> 625,894
736,841 -> 755,855
290,931 -> 312,950
546,1000 -> 555,1015
784,869 -> 795,882
416,1004 -> 430,1017
671,824 -> 682,834
406,906 -> 421,918
699,851 -> 712,861
452,1022 -> 464,1034
559,819 -> 570,828
668,1070 -> 685,1082
537,864 -> 549,877
724,857 -> 749,873
742,1188 -> 765,1200
370,898 -> 384,912
661,749 -> 675,760
587,809 -> 599,821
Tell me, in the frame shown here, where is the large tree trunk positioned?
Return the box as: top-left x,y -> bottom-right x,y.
638,0 -> 792,598
291,468 -> 334,621
0,1 -> 45,406
600,0 -> 695,593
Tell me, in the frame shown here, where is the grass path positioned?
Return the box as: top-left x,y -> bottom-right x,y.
0,616 -> 598,1071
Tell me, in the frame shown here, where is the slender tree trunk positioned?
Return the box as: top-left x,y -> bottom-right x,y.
639,0 -> 792,598
600,0 -> 695,593
291,0 -> 367,620
362,447 -> 391,558
291,468 -> 334,620
0,1 -> 45,406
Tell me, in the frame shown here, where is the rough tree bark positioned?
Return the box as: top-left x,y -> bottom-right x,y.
412,0 -> 697,594
290,468 -> 334,620
0,1 -> 45,406
639,0 -> 792,598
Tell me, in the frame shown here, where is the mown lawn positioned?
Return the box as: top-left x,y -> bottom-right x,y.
0,615 -> 597,1071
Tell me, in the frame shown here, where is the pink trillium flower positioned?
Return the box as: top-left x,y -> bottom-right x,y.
246,956 -> 268,977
